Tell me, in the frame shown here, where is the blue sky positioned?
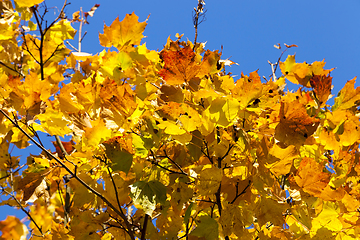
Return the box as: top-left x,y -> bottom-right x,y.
2,0 -> 360,228
66,0 -> 360,95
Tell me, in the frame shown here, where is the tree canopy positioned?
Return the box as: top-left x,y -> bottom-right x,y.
1,0 -> 360,239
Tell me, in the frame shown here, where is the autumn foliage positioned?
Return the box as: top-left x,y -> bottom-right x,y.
1,0 -> 360,239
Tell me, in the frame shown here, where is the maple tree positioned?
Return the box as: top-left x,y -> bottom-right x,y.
1,0 -> 360,239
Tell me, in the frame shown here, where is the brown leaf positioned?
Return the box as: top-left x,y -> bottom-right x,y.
17,171 -> 50,202
310,74 -> 332,107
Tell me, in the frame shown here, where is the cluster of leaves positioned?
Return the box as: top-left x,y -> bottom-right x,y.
1,0 -> 360,239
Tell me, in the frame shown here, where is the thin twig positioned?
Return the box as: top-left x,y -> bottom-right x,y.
193,0 -> 206,46
0,61 -> 25,77
230,180 -> 251,204
66,41 -> 78,51
2,188 -> 44,236
107,167 -> 124,214
149,150 -> 187,175
162,149 -> 188,175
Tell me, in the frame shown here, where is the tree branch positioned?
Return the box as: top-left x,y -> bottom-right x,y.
149,150 -> 187,175
230,180 -> 251,204
140,214 -> 149,240
0,61 -> 25,77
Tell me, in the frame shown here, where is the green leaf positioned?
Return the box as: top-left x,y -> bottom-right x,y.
117,51 -> 133,70
104,145 -> 133,174
190,213 -> 219,240
130,180 -> 167,215
184,202 -> 193,225
131,133 -> 149,157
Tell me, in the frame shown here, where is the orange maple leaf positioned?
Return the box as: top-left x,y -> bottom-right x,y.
294,157 -> 330,197
52,140 -> 75,158
159,46 -> 201,85
275,101 -> 320,145
310,74 -> 332,107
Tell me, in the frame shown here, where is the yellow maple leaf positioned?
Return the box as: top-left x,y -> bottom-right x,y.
265,143 -> 297,177
311,201 -> 342,234
83,118 -> 112,148
35,109 -> 72,137
0,22 -> 15,40
332,77 -> 360,110
45,19 -> 76,45
232,70 -> 264,109
15,0 -> 43,8
196,166 -> 222,196
280,54 -> 311,87
29,204 -> 53,235
99,13 -> 148,50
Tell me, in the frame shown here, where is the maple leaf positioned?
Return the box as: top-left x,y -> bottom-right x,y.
196,166 -> 222,196
103,136 -> 134,174
256,197 -> 288,227
311,201 -> 342,233
265,143 -> 298,177
293,157 -> 330,197
208,96 -> 240,127
190,213 -> 219,240
159,45 -> 201,85
99,12 -> 148,50
29,204 -> 53,235
82,118 -> 112,148
15,0 -> 43,7
16,170 -> 50,202
45,19 -> 76,45
35,109 -> 72,137
280,54 -> 311,87
275,101 -> 320,146
232,70 -> 264,109
310,74 -> 332,107
332,77 -> 360,110
129,180 -> 167,216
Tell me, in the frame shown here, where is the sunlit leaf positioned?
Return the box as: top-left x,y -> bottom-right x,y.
275,101 -> 320,146
159,45 -> 200,85
99,13 -> 148,50
130,180 -> 167,216
332,77 -> 360,110
294,157 -> 330,197
15,0 -> 43,8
